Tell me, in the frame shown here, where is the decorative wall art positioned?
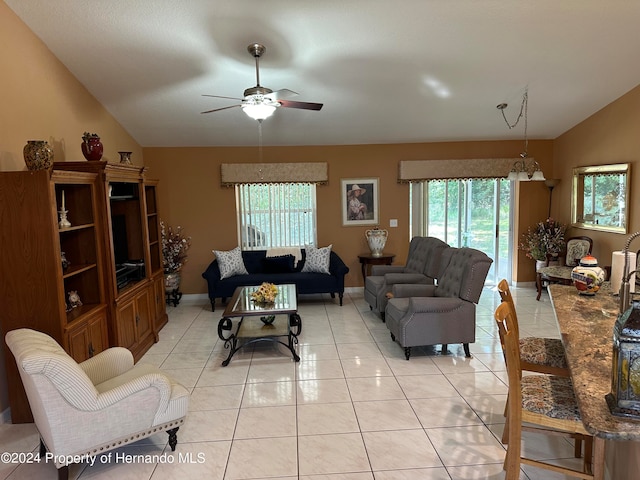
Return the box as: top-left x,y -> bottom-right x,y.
341,178 -> 379,226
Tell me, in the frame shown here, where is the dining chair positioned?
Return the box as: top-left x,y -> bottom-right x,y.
497,279 -> 569,377
497,279 -> 582,454
494,301 -> 601,479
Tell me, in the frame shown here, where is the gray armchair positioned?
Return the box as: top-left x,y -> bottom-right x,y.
384,247 -> 492,360
5,328 -> 190,480
364,236 -> 448,320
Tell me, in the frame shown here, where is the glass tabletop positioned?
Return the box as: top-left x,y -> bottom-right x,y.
223,284 -> 298,317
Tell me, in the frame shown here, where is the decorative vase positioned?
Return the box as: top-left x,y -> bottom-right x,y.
535,257 -> 560,272
118,151 -> 132,165
164,272 -> 181,292
365,228 -> 388,258
23,140 -> 54,170
571,255 -> 606,295
81,133 -> 103,161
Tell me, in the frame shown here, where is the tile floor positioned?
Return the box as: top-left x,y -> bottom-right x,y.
0,285 -> 585,479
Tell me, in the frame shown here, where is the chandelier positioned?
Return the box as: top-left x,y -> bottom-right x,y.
497,89 -> 545,181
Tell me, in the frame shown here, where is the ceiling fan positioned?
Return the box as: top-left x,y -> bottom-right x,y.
201,43 -> 323,121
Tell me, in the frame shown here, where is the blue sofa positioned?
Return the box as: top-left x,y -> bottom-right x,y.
202,249 -> 350,311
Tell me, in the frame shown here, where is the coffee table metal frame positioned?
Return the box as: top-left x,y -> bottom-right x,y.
217,284 -> 301,366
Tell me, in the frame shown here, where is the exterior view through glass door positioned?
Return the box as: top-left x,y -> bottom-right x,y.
410,179 -> 513,285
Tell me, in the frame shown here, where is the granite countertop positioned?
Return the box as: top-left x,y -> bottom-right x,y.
549,283 -> 640,440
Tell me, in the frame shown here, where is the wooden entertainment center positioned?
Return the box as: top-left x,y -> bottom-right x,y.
0,161 -> 167,423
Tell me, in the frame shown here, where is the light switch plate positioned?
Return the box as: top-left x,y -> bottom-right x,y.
390,219 -> 398,227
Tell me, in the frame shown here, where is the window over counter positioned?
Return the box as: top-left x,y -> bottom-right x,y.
571,163 -> 630,234
236,182 -> 317,249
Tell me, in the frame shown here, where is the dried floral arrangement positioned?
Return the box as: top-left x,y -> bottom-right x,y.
161,221 -> 191,273
519,217 -> 567,261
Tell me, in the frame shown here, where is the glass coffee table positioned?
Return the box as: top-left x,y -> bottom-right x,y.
217,284 -> 301,366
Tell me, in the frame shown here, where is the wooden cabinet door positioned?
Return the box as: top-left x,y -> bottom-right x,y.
68,324 -> 91,363
116,298 -> 137,350
67,309 -> 108,362
87,313 -> 108,357
152,274 -> 167,331
135,287 -> 152,342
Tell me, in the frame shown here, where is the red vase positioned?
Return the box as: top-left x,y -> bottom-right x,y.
81,136 -> 103,161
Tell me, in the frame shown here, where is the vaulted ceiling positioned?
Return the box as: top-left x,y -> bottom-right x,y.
6,0 -> 640,147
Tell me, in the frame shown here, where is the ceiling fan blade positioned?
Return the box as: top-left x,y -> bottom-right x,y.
202,94 -> 243,101
267,89 -> 299,100
278,99 -> 323,111
201,104 -> 241,114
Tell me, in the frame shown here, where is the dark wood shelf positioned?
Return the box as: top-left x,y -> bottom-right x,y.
62,263 -> 97,279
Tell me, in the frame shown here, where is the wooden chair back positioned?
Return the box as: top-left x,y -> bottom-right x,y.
493,301 -> 596,478
497,279 -> 520,341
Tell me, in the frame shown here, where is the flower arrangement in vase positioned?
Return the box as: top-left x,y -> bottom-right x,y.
251,282 -> 279,304
161,221 -> 191,274
519,217 -> 567,262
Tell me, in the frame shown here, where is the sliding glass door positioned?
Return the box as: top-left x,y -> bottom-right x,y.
410,178 -> 513,285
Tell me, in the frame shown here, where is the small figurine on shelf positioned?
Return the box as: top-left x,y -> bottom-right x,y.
58,190 -> 71,229
61,252 -> 70,271
67,290 -> 82,309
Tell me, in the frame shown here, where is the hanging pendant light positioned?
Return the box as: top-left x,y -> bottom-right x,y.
498,89 -> 545,182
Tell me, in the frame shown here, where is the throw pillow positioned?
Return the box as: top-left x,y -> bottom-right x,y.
261,255 -> 295,274
301,245 -> 332,274
213,246 -> 248,279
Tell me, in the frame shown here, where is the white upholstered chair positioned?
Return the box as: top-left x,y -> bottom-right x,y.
5,328 -> 189,480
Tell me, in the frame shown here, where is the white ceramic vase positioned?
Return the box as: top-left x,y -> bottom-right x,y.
365,228 -> 388,257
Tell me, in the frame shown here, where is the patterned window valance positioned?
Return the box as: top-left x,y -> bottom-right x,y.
221,162 -> 328,185
398,158 -> 521,182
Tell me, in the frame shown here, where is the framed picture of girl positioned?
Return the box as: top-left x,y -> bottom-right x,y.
341,178 -> 379,226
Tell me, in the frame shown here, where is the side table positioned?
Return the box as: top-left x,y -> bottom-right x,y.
358,253 -> 395,281
166,288 -> 183,307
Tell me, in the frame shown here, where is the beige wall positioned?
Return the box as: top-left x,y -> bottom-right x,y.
553,85 -> 640,263
0,2 -> 142,172
0,3 -> 142,414
548,84 -> 640,480
143,140 -> 554,294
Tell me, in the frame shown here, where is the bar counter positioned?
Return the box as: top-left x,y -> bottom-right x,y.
549,283 -> 640,440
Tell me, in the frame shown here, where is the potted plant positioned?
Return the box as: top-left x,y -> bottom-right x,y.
161,220 -> 191,292
519,218 -> 567,270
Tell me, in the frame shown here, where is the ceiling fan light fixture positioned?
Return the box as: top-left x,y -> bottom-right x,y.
242,103 -> 277,121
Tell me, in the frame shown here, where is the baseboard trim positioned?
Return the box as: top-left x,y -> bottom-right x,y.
177,293 -> 209,303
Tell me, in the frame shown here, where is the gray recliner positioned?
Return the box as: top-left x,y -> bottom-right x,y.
364,236 -> 448,320
384,247 -> 493,360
